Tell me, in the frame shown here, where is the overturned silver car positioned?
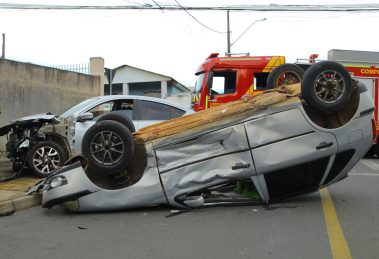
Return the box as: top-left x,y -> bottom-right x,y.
37,62 -> 375,212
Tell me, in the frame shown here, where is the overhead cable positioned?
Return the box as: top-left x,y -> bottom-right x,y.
1,3 -> 379,11
173,0 -> 225,33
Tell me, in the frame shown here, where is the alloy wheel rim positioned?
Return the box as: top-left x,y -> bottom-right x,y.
90,130 -> 125,166
32,146 -> 61,175
314,70 -> 346,104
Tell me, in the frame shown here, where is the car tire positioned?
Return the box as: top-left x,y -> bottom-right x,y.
267,64 -> 304,89
82,120 -> 135,175
96,111 -> 135,133
301,61 -> 353,112
27,140 -> 68,178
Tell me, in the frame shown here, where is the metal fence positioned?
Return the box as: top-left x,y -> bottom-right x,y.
51,63 -> 90,74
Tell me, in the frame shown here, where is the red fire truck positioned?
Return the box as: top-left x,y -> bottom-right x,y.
192,50 -> 379,155
192,53 -> 286,111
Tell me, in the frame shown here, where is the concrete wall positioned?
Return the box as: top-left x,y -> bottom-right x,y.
0,59 -> 102,160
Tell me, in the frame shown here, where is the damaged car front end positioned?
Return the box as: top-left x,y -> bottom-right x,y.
1,95 -> 192,180
36,61 -> 376,212
0,113 -> 70,180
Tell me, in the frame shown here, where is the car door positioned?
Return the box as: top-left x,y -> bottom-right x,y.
244,108 -> 338,201
133,100 -> 186,130
155,124 -> 256,207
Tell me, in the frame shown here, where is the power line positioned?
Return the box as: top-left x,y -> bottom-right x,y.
173,0 -> 225,33
1,3 -> 379,11
151,0 -> 163,10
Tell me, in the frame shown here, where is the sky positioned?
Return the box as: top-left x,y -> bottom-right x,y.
1,0 -> 379,86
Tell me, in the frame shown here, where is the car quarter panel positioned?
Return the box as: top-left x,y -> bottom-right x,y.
318,92 -> 375,185
246,108 -> 337,174
77,142 -> 167,211
72,120 -> 96,155
43,143 -> 168,212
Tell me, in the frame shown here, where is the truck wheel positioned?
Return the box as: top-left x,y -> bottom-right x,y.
96,111 -> 135,133
27,141 -> 68,178
267,64 -> 304,88
82,120 -> 135,175
301,61 -> 353,112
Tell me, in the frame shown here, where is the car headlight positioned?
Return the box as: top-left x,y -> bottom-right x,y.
45,175 -> 68,190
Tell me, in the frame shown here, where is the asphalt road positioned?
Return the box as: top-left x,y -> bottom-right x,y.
0,158 -> 378,259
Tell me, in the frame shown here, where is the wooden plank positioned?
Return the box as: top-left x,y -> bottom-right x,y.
134,84 -> 301,142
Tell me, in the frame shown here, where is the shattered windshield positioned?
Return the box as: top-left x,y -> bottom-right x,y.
194,72 -> 205,93
58,98 -> 100,119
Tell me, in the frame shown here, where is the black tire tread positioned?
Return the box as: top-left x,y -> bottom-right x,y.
267,63 -> 304,89
96,111 -> 136,133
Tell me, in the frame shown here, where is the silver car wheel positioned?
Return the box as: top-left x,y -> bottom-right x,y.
314,70 -> 346,104
32,146 -> 61,175
89,130 -> 125,166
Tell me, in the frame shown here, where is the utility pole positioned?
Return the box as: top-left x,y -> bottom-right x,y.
226,11 -> 231,56
1,33 -> 4,59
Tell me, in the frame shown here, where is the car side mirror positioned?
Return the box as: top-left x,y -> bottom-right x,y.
77,112 -> 94,122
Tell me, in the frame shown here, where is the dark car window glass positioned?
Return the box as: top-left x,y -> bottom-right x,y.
135,100 -> 185,120
254,72 -> 269,90
118,100 -> 134,120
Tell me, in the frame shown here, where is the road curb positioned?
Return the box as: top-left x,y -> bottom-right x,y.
0,193 -> 42,216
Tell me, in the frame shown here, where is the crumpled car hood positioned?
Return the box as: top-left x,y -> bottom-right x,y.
0,113 -> 57,136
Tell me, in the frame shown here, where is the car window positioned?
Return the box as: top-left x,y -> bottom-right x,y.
86,101 -> 115,118
135,100 -> 185,120
118,100 -> 135,120
58,98 -> 99,118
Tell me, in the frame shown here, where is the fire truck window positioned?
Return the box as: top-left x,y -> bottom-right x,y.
254,72 -> 269,90
194,73 -> 205,93
211,71 -> 236,95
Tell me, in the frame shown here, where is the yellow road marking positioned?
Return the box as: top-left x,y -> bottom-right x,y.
320,188 -> 352,259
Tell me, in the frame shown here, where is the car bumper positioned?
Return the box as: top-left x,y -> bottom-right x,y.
42,162 -> 100,210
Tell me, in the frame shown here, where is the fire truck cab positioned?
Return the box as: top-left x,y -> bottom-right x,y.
192,53 -> 285,111
327,49 -> 379,155
192,50 -> 379,155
